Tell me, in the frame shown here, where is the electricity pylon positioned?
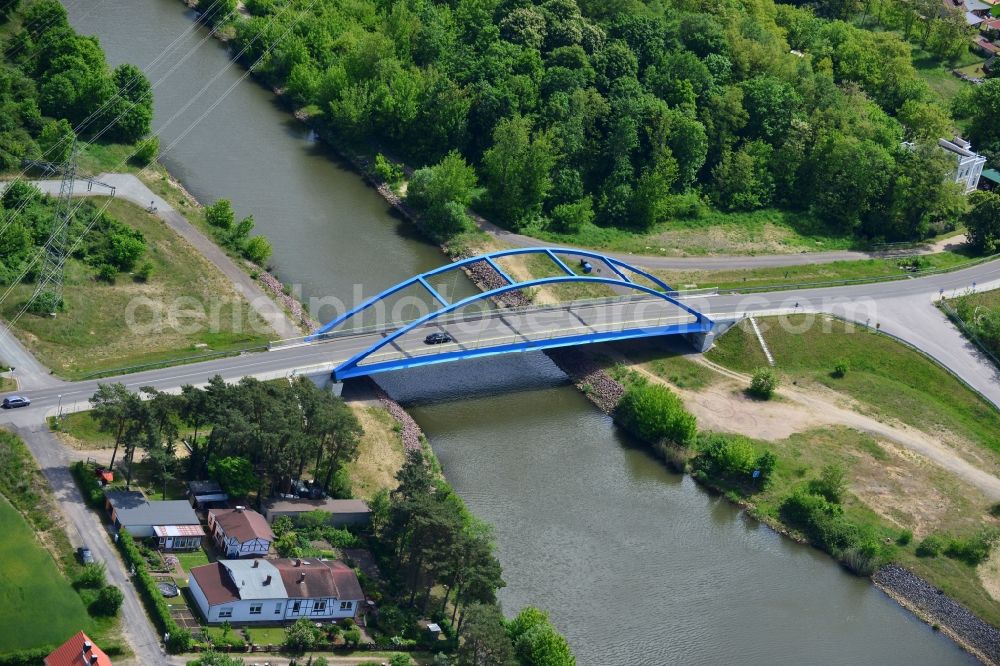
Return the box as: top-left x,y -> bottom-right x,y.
21,140 -> 116,315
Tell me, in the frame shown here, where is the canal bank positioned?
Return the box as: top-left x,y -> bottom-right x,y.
63,2 -> 982,663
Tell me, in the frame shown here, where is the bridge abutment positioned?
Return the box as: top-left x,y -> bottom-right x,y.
686,317 -> 739,353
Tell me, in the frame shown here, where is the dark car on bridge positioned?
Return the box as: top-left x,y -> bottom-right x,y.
1,395 -> 30,409
424,332 -> 453,345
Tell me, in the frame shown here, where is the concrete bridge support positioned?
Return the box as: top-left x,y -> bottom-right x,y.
686,317 -> 739,353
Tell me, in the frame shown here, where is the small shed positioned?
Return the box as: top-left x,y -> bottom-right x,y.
106,490 -> 203,550
264,498 -> 371,527
188,480 -> 229,509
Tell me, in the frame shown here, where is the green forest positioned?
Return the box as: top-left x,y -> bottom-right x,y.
0,0 -> 154,169
228,0 -> 975,243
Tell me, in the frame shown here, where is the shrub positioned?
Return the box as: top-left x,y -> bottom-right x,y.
832,359 -> 850,378
916,534 -> 946,558
134,259 -> 153,282
205,199 -> 235,229
76,562 -> 107,588
284,617 -> 319,652
990,503 -> 1000,518
842,546 -> 881,576
374,153 -> 404,184
808,464 -> 847,504
944,530 -> 998,566
133,135 -> 159,165
70,461 -> 105,508
615,382 -> 697,447
343,627 -> 362,646
749,367 -> 778,399
243,234 -> 273,264
97,263 -> 118,283
388,655 -> 413,666
896,530 -> 913,546
691,433 -> 776,490
93,585 -> 124,616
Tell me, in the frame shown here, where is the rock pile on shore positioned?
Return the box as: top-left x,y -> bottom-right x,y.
361,378 -> 423,452
546,348 -> 624,414
874,564 -> 1000,663
459,256 -> 532,308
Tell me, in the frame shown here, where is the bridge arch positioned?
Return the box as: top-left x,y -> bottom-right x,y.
309,247 -> 713,380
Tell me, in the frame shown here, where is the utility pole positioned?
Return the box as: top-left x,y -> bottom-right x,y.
22,140 -> 116,315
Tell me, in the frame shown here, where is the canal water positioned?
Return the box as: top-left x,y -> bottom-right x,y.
67,3 -> 977,663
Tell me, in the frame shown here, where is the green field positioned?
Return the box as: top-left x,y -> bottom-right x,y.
0,496 -> 94,653
707,316 -> 1000,452
5,198 -> 270,378
657,251 -> 971,291
528,207 -> 855,257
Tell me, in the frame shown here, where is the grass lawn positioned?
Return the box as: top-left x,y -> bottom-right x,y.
655,251 -> 971,291
347,404 -> 407,499
528,207 -> 856,256
0,496 -> 95,653
244,626 -> 287,646
947,285 -> 1000,311
55,411 -> 111,448
4,198 -> 271,378
706,316 -> 1000,454
603,338 -> 721,391
176,549 -> 211,573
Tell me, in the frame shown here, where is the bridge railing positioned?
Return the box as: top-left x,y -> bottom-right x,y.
268,289 -> 717,352
354,312 -> 700,366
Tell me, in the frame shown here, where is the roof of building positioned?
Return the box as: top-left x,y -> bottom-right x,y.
265,498 -> 370,515
44,631 -> 113,666
189,558 -> 364,604
966,0 -> 991,11
981,168 -> 1000,183
939,136 -> 981,158
153,524 -> 204,537
189,562 -> 244,605
189,480 -> 224,496
210,508 -> 274,543
273,559 -> 365,601
106,490 -> 200,527
221,559 -> 285,599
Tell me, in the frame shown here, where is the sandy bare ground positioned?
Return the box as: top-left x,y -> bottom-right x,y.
615,351 -> 1000,501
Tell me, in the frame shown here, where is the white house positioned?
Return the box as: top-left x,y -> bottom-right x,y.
939,136 -> 987,194
208,507 -> 274,558
188,557 -> 364,624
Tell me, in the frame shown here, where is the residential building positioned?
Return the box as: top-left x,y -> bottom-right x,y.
105,490 -> 203,550
188,557 -> 364,624
188,480 -> 229,509
939,136 -> 987,193
44,631 -> 112,666
264,497 -> 371,527
208,506 -> 274,558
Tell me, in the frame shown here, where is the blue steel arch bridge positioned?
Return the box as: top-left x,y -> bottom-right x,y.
307,247 -> 714,381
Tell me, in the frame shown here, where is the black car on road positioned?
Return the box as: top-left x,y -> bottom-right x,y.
77,547 -> 94,564
424,332 -> 453,345
1,396 -> 30,409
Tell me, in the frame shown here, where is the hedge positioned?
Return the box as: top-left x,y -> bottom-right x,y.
116,531 -> 192,653
70,461 -> 105,508
0,647 -> 53,665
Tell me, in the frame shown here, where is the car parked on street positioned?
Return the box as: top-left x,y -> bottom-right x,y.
1,395 -> 30,409
424,332 -> 453,345
77,546 -> 94,564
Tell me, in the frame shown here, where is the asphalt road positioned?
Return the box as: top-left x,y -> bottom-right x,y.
1,254 -> 997,416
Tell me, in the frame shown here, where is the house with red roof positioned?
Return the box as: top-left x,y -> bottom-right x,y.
208,506 -> 274,558
188,557 -> 364,624
44,631 -> 112,666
